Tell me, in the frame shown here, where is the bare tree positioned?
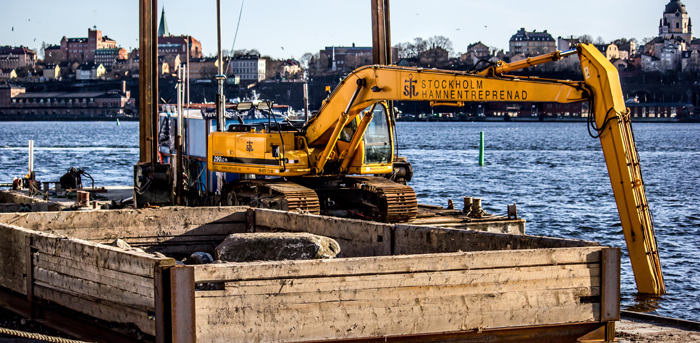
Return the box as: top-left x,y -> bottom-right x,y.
594,36 -> 606,45
579,35 -> 593,44
39,42 -> 46,60
640,37 -> 655,45
428,36 -> 453,55
300,52 -> 313,70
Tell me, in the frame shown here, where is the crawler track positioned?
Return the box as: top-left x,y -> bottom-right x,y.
347,176 -> 418,222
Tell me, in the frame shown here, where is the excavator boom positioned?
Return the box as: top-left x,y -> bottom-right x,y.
208,44 -> 665,294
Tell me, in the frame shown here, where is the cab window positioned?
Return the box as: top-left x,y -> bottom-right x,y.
364,104 -> 391,164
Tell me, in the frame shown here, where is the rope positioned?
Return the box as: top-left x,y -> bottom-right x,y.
0,326 -> 90,343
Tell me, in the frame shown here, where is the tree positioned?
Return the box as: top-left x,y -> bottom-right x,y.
44,50 -> 65,64
300,52 -> 313,70
594,36 -> 606,45
39,41 -> 46,60
579,35 -> 593,44
640,37 -> 655,45
427,36 -> 453,56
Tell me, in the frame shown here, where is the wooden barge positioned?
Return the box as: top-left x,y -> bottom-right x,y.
0,207 -> 620,342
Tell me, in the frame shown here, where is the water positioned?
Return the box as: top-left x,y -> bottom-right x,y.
0,120 -> 698,321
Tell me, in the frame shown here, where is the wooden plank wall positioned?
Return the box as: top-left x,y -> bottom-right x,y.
254,209 -> 597,258
393,225 -> 600,255
254,209 -> 392,257
192,246 -> 604,343
0,207 -> 248,256
0,221 -> 175,336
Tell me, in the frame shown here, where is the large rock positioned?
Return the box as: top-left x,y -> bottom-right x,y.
214,232 -> 341,262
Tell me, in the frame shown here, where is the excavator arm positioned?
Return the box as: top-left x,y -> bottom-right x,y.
304,43 -> 664,294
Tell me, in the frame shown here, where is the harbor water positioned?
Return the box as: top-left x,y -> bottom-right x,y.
0,120 -> 698,321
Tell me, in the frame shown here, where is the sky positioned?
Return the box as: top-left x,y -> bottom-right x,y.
1,0 -> 696,60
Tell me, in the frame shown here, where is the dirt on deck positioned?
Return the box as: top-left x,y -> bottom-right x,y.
617,318 -> 700,342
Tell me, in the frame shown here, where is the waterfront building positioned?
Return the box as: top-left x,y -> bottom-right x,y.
460,42 -> 491,65
75,62 -> 106,80
0,84 -> 134,117
641,54 -> 662,72
681,50 -> 700,71
60,28 -> 117,62
319,45 -> 372,73
94,48 -> 128,67
43,64 -> 60,80
229,54 -> 266,82
508,28 -> 555,57
44,45 -> 62,62
610,58 -> 628,72
0,69 -> 17,80
0,46 -> 37,69
659,0 -> 692,43
156,8 -> 203,59
279,59 -> 302,79
188,58 -> 218,80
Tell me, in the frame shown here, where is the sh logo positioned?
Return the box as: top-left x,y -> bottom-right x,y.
246,140 -> 254,153
403,74 -> 418,99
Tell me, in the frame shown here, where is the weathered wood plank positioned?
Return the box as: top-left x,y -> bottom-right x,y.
254,209 -> 392,244
32,233 -> 167,278
34,283 -> 155,336
393,225 -> 599,255
34,267 -> 153,311
0,223 -> 33,294
36,254 -> 154,297
195,289 -> 600,342
194,247 -> 603,283
0,207 -> 247,241
211,264 -> 601,297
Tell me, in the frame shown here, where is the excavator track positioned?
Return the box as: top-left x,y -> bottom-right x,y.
347,176 -> 418,222
225,180 -> 321,214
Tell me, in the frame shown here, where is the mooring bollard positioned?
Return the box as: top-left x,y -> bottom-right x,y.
478,131 -> 484,166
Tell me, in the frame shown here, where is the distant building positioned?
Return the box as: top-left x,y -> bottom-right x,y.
44,45 -> 65,62
158,35 -> 203,59
229,54 -> 266,82
280,59 -> 301,78
467,42 -> 490,58
75,62 -> 105,80
610,58 -> 628,71
0,87 -> 133,117
642,54 -> 661,72
460,42 -> 490,65
659,0 -> 692,43
0,46 -> 37,69
681,50 -> 699,71
557,36 -> 582,51
0,68 -> 17,80
43,64 -> 60,79
508,28 -> 555,56
94,48 -> 128,67
60,28 -> 118,62
156,8 -> 203,59
188,58 -> 219,80
691,39 -> 700,51
318,44 -> 397,73
0,84 -> 25,108
594,43 -> 620,60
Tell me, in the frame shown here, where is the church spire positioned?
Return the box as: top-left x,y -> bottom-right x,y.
158,7 -> 170,37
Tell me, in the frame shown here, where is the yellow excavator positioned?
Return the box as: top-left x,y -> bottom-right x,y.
207,43 -> 665,295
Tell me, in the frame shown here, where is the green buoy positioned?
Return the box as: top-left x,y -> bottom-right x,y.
478,131 -> 484,166
116,119 -> 120,126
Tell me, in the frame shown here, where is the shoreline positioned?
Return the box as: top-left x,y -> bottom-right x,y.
0,116 -> 139,122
